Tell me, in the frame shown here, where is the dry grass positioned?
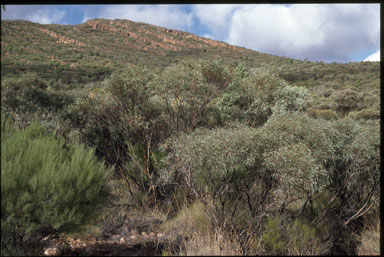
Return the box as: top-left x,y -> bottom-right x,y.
160,201 -> 244,256
178,229 -> 242,256
161,201 -> 211,236
356,219 -> 380,256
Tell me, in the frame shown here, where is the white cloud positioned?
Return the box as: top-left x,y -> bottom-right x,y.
192,4 -> 240,39
25,9 -> 66,24
2,5 -> 66,24
363,50 -> 380,62
197,4 -> 380,62
93,5 -> 193,31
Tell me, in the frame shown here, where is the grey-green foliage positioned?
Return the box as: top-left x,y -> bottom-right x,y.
160,124 -> 265,191
329,119 -> 380,193
272,85 -> 309,116
264,142 -> 328,196
331,88 -> 362,115
151,59 -> 229,133
1,116 -> 112,255
160,113 -> 379,236
106,65 -> 154,113
160,122 -> 277,229
348,108 -> 380,120
216,67 -> 309,126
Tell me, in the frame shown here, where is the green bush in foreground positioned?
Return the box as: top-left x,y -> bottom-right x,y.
1,116 -> 112,256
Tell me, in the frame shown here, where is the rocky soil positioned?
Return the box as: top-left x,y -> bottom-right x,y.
39,207 -> 182,256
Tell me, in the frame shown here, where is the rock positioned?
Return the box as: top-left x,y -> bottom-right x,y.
85,246 -> 95,255
130,235 -> 137,239
57,244 -> 70,254
43,247 -> 61,256
112,234 -> 121,241
141,232 -> 148,237
90,235 -> 98,241
157,233 -> 165,238
120,237 -> 127,243
149,232 -> 156,237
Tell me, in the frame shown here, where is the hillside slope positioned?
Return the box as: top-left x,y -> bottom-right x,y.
1,18 -> 380,91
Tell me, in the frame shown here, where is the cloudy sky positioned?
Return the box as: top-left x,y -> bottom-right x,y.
1,4 -> 380,62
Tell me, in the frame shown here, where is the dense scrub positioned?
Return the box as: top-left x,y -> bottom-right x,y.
1,116 -> 112,256
1,59 -> 379,255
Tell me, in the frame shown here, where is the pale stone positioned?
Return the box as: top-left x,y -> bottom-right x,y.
112,234 -> 121,241
43,247 -> 61,256
141,232 -> 148,237
157,233 -> 165,238
120,237 -> 127,243
149,232 -> 156,237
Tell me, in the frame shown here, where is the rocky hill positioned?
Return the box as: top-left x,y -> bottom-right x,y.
1,18 -> 380,91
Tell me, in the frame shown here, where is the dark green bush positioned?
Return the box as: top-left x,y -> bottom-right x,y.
1,116 -> 112,256
1,73 -> 75,129
62,67 -> 170,205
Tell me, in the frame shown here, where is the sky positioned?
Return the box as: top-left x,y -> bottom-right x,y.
1,4 -> 380,63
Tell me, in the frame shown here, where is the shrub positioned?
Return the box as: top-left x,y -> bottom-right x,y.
358,92 -> 378,110
1,116 -> 112,255
316,109 -> 338,120
347,109 -> 380,120
216,68 -> 286,126
1,73 -> 74,114
62,67 -> 171,205
161,113 -> 379,254
272,85 -> 309,116
261,215 -> 284,255
286,218 -> 329,255
307,109 -> 338,120
331,89 -> 362,115
106,65 -> 154,112
264,142 -> 328,200
160,124 -> 275,231
151,59 -> 226,133
1,73 -> 74,129
216,67 -> 308,126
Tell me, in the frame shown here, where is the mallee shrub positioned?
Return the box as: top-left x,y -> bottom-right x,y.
160,113 -> 379,254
